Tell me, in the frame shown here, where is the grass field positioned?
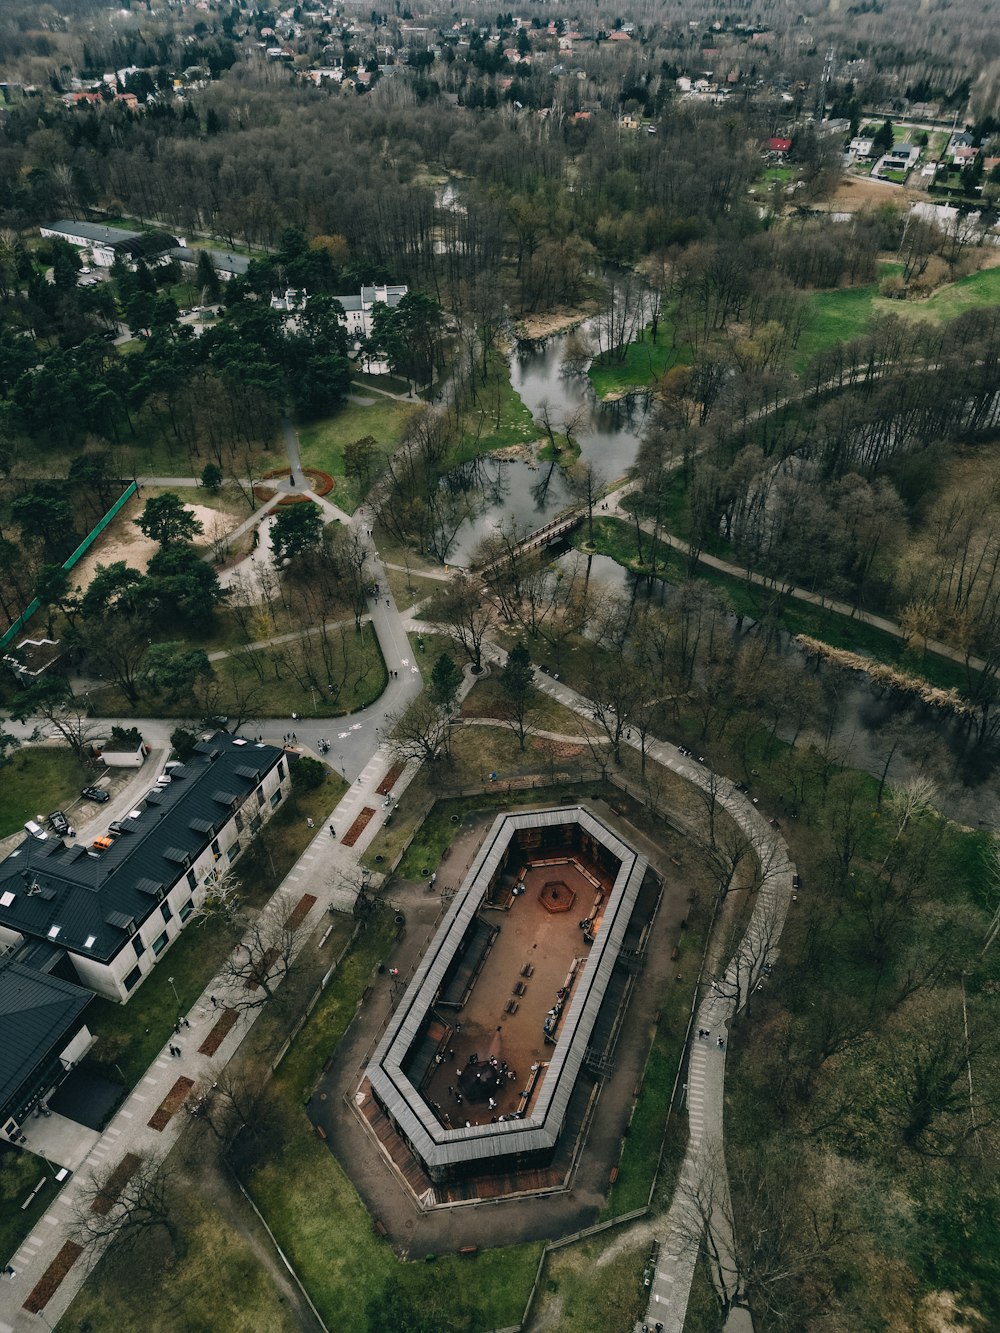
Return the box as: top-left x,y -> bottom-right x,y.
796,263 -> 1000,372
297,398 -> 419,513
873,264 -> 1000,326
87,622 -> 387,720
0,1148 -> 66,1272
588,324 -> 688,399
452,352 -> 539,463
245,911 -> 542,1331
529,1236 -> 649,1332
0,748 -> 92,837
65,1162 -> 304,1333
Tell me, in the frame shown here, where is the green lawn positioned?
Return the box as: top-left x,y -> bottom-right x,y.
246,910 -> 542,1330
602,934 -> 698,1217
795,279 -> 884,372
795,263 -> 1000,372
530,1237 -> 648,1333
66,1175 -> 304,1333
452,352 -> 539,462
0,1147 -> 66,1269
872,265 -> 1000,326
87,621 -> 387,720
0,747 -> 92,836
297,399 -> 419,512
588,323 -> 689,399
351,371 -> 414,397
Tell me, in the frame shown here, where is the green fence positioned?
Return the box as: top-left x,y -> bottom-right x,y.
0,480 -> 138,651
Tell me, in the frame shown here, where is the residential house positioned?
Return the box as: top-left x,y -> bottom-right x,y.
271,283 -> 408,339
0,735 -> 291,1003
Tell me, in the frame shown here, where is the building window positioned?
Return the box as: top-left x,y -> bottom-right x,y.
179,899 -> 194,922
132,935 -> 145,959
277,760 -> 286,782
256,786 -> 265,807
211,839 -> 221,858
250,814 -> 262,834
270,789 -> 282,809
235,810 -> 244,834
161,902 -> 173,924
186,869 -> 197,892
151,931 -> 169,956
124,965 -> 142,992
227,841 -> 241,863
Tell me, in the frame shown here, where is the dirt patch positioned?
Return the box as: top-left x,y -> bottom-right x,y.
377,763 -> 406,795
70,496 -> 239,595
199,1008 -> 238,1056
286,892 -> 317,931
531,738 -> 586,759
823,174 -> 915,212
91,1152 -> 141,1214
342,806 -> 376,847
516,305 -> 595,340
23,1240 -> 83,1312
147,1076 -> 195,1131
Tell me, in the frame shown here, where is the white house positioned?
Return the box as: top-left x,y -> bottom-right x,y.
39,220 -> 181,269
270,283 -> 408,339
0,735 -> 291,1002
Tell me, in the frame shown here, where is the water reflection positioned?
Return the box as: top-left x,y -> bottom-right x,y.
561,549 -> 999,825
447,323 -> 651,565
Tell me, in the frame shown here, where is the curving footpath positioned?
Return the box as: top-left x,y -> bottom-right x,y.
521,666 -> 793,1333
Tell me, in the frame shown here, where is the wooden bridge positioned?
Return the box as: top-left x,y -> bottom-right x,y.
476,511 -> 584,575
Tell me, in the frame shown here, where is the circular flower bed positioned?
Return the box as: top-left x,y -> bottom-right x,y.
259,466 -> 335,496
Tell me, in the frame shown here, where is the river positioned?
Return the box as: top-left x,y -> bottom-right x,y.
446,324 -> 652,565
558,551 -> 1000,828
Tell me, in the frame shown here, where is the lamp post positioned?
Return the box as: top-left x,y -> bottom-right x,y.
167,975 -> 179,1009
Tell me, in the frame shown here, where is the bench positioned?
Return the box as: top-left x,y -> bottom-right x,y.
521,963 -> 534,978
504,999 -> 518,1015
514,981 -> 526,996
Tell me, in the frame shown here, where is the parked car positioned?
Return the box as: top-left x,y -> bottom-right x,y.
48,810 -> 72,836
23,820 -> 48,840
107,820 -> 125,837
81,785 -> 110,804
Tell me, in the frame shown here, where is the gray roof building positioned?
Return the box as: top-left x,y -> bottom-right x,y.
366,806 -> 647,1182
0,736 -> 285,968
0,957 -> 93,1133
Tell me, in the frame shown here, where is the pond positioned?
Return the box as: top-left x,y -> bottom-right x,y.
446,323 -> 652,565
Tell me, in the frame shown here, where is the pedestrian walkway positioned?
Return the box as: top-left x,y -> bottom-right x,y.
520,664 -> 791,1333
0,727 -> 432,1332
601,495 -> 984,677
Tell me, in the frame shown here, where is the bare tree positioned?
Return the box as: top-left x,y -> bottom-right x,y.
430,572 -> 493,672
189,1063 -> 283,1155
219,901 -> 309,1010
69,1151 -> 180,1261
386,693 -> 452,764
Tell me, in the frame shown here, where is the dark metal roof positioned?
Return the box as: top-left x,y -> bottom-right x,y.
0,735 -> 284,964
366,806 -> 647,1170
0,958 -> 92,1115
